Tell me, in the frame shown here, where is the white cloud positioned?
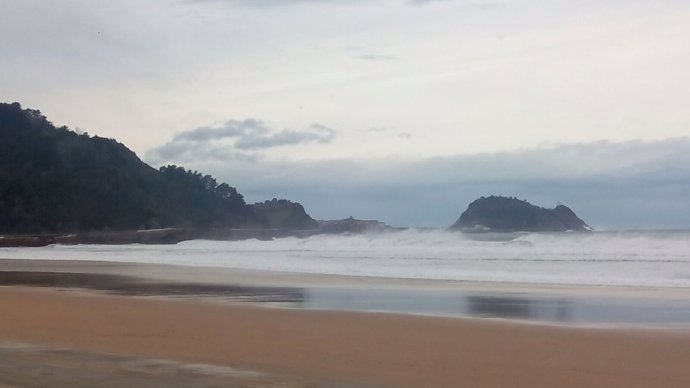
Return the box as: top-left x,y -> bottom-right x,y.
183,0 -> 367,7
2,0 -> 690,157
407,0 -> 450,5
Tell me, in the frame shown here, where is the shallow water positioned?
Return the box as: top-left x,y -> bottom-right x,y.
302,287 -> 690,328
2,270 -> 689,328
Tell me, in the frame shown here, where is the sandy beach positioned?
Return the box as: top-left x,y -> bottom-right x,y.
1,284 -> 689,388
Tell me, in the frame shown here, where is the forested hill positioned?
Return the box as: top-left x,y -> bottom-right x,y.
450,196 -> 590,232
0,102 -> 262,233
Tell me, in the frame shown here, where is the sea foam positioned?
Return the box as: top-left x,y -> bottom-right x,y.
2,229 -> 689,287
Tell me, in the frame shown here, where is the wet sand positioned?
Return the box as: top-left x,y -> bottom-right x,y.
2,259 -> 690,327
2,259 -> 690,387
2,258 -> 688,299
1,286 -> 689,388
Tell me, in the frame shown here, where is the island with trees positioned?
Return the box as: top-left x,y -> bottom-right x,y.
450,196 -> 590,232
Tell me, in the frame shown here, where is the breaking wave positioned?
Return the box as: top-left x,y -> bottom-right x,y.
2,229 -> 690,287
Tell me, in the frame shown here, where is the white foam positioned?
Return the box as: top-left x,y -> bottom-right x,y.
2,229 -> 690,288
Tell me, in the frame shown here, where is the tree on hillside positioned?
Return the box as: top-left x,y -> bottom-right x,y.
0,102 -> 255,233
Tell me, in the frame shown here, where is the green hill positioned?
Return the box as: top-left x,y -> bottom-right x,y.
0,102 -> 262,233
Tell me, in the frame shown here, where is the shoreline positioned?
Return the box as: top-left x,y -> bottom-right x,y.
2,257 -> 688,298
2,258 -> 690,329
1,286 -> 689,388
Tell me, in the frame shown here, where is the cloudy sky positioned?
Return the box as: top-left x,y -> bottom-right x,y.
2,0 -> 689,228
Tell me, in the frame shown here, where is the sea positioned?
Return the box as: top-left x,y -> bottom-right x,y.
2,229 -> 689,288
3,229 -> 690,327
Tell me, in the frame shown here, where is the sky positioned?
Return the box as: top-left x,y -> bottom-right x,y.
2,0 -> 689,228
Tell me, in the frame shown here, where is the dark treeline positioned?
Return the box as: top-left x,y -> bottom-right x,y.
0,102 -> 311,234
252,198 -> 318,230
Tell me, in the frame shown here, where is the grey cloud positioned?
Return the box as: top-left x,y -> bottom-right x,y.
146,138 -> 260,165
174,119 -> 268,142
235,123 -> 336,149
146,119 -> 337,164
149,137 -> 690,229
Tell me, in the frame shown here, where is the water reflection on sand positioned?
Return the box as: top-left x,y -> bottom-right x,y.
1,268 -> 689,328
302,287 -> 690,327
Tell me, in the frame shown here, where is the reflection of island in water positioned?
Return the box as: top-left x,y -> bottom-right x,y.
467,296 -> 571,322
467,296 -> 533,319
302,289 -> 576,323
302,288 -> 689,328
2,271 -> 689,327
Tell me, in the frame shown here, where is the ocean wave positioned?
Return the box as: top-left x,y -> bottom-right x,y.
2,229 -> 690,287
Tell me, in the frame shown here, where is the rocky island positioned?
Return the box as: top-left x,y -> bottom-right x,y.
450,196 -> 590,232
318,217 -> 392,234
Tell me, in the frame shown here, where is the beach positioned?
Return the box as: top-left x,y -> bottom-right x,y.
1,258 -> 689,387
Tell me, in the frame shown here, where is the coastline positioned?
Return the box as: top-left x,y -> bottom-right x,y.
2,286 -> 689,388
2,257 -> 689,299
2,258 -> 690,328
2,258 -> 689,387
